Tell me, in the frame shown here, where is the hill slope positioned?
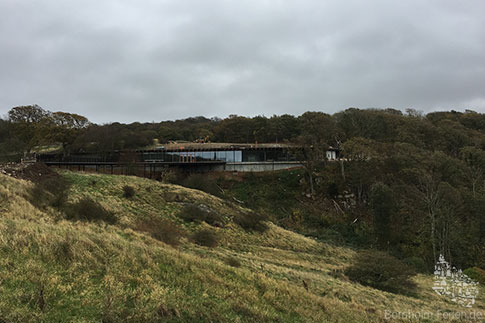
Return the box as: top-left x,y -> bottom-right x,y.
0,170 -> 483,322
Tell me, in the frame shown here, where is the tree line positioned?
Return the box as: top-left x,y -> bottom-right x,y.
1,104 -> 485,269
3,105 -> 485,158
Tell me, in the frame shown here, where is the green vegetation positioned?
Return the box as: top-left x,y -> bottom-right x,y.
2,105 -> 485,320
2,106 -> 485,271
122,185 -> 136,198
369,182 -> 393,249
178,204 -> 225,227
345,250 -> 417,295
178,173 -> 224,198
135,217 -> 184,247
403,257 -> 429,274
66,197 -> 117,224
216,147 -> 485,271
29,168 -> 71,209
224,256 -> 242,268
464,267 -> 485,285
192,228 -> 219,247
233,211 -> 268,233
217,170 -> 359,243
1,170 -> 483,322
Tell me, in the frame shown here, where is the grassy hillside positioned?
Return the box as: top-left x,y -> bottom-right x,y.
0,170 -> 483,322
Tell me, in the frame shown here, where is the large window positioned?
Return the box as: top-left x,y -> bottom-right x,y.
225,150 -> 242,162
242,150 -> 265,162
143,150 -> 243,162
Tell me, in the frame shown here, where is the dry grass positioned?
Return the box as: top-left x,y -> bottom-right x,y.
0,171 -> 484,322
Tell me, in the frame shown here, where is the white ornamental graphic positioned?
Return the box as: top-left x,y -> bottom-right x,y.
432,254 -> 479,308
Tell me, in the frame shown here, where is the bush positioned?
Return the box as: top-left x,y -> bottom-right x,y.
122,185 -> 135,198
403,256 -> 429,274
193,229 -> 219,248
204,212 -> 225,227
178,204 -> 206,222
225,256 -> 241,268
161,170 -> 177,184
136,218 -> 184,247
29,172 -> 71,209
181,174 -> 223,197
345,250 -> 417,295
66,197 -> 117,224
234,212 -> 268,232
178,204 -> 224,227
463,267 -> 485,284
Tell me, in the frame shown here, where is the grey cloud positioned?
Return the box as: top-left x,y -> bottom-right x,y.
1,0 -> 485,123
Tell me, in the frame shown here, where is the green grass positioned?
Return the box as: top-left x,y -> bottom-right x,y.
0,171 -> 483,322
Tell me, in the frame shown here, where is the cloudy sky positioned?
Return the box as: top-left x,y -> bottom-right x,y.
1,0 -> 485,124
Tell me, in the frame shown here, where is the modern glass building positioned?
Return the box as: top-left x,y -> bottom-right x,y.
37,144 -> 339,168
139,146 -> 296,163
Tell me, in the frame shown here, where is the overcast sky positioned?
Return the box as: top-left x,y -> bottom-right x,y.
1,0 -> 485,124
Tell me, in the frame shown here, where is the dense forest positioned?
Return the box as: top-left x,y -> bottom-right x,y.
1,105 -> 485,271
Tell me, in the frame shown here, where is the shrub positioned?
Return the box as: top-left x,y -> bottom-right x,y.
233,212 -> 268,232
181,174 -> 223,197
403,256 -> 428,274
204,211 -> 224,227
225,256 -> 241,268
178,204 -> 224,227
135,218 -> 184,247
193,229 -> 219,248
463,267 -> 485,284
66,197 -> 117,224
161,170 -> 177,184
122,185 -> 135,198
345,250 -> 417,295
178,204 -> 206,222
29,172 -> 71,209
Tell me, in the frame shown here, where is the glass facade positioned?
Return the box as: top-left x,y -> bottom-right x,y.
141,149 -> 293,163
142,150 -> 244,162
38,147 -> 334,165
241,150 -> 292,162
